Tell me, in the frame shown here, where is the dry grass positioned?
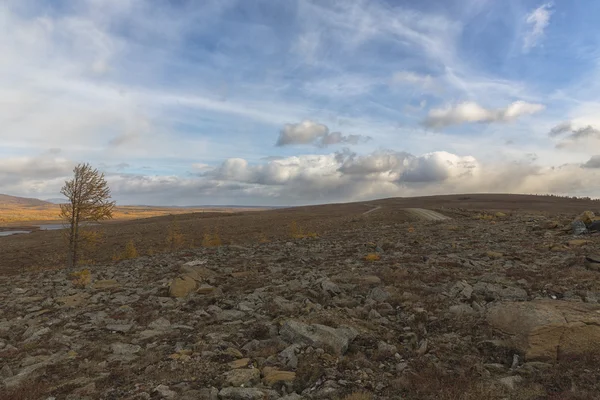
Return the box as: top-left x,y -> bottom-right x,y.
0,204 -> 244,225
340,392 -> 374,400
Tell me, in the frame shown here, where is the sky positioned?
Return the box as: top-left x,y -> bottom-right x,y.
1,0 -> 600,206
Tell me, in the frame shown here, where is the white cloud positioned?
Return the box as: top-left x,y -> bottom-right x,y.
393,71 -> 434,88
523,3 -> 553,52
275,121 -> 370,147
549,121 -> 600,149
424,101 -> 545,128
582,156 -> 600,169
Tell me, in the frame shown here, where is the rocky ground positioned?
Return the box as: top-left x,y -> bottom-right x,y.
2,207 -> 600,400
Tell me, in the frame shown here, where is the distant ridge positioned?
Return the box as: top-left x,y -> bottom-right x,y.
0,194 -> 51,206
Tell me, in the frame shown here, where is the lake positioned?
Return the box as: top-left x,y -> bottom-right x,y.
0,223 -> 98,237
0,230 -> 31,237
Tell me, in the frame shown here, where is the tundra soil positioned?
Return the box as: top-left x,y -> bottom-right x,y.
2,194 -> 600,400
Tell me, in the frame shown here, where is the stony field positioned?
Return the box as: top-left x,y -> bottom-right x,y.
2,196 -> 600,399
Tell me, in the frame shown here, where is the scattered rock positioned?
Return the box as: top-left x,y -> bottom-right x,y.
369,287 -> 389,302
279,320 -> 358,355
224,368 -> 260,387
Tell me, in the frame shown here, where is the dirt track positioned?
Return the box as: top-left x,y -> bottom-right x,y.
404,208 -> 452,221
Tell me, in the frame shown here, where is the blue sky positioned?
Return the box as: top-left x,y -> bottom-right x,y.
1,0 -> 599,205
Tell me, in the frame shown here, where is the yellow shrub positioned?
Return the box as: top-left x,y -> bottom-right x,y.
202,232 -> 222,247
71,269 -> 91,288
122,240 -> 138,259
290,221 -> 318,239
365,253 -> 380,262
112,240 -> 139,262
258,233 -> 270,243
166,218 -> 185,250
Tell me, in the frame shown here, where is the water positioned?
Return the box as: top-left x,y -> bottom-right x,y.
0,230 -> 31,237
0,222 -> 98,238
38,224 -> 65,230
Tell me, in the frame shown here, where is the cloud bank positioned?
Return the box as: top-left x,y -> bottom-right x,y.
424,101 -> 545,128
275,121 -> 370,147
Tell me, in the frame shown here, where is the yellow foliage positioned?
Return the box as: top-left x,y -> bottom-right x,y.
408,226 -> 415,233
202,232 -> 222,247
258,233 -> 270,243
290,220 -> 318,239
112,240 -> 139,261
166,218 -> 185,251
71,269 -> 91,288
123,240 -> 138,259
364,253 -> 381,262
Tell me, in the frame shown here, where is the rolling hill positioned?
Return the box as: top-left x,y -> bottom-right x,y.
0,194 -> 51,206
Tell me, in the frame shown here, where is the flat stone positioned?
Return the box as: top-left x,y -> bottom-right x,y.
93,280 -> 121,289
111,342 -> 141,355
105,323 -> 133,333
169,275 -> 197,298
217,310 -> 246,322
229,358 -> 251,369
148,317 -> 171,330
262,367 -> 296,386
56,293 -> 89,307
279,320 -> 358,355
223,368 -> 260,387
487,300 -> 600,361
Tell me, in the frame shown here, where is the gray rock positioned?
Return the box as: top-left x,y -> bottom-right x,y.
498,375 -> 523,391
24,327 -> 51,342
111,342 -> 142,355
218,387 -> 279,400
448,304 -> 476,316
217,310 -> 246,322
279,320 -> 358,355
154,384 -> 177,399
448,281 -> 473,301
279,344 -> 301,368
572,220 -> 588,235
320,279 -> 341,295
0,364 -> 13,378
181,388 -> 219,400
105,323 -> 134,333
224,368 -> 260,387
148,317 -> 171,330
369,287 -> 390,302
473,282 -> 527,302
377,341 -> 397,358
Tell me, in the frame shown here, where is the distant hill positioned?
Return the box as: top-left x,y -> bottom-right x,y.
44,198 -> 67,205
0,194 -> 51,206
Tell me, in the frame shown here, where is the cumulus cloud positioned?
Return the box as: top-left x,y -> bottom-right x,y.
523,3 -> 553,52
423,101 -> 545,128
582,156 -> 600,169
3,149 -> 599,205
549,122 -> 600,148
276,120 -> 370,147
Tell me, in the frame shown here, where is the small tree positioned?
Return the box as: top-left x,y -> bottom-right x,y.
60,163 -> 115,267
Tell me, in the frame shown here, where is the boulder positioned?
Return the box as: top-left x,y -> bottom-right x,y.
262,367 -> 295,386
169,275 -> 197,298
279,320 -> 358,355
223,368 -> 260,387
487,300 -> 600,361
